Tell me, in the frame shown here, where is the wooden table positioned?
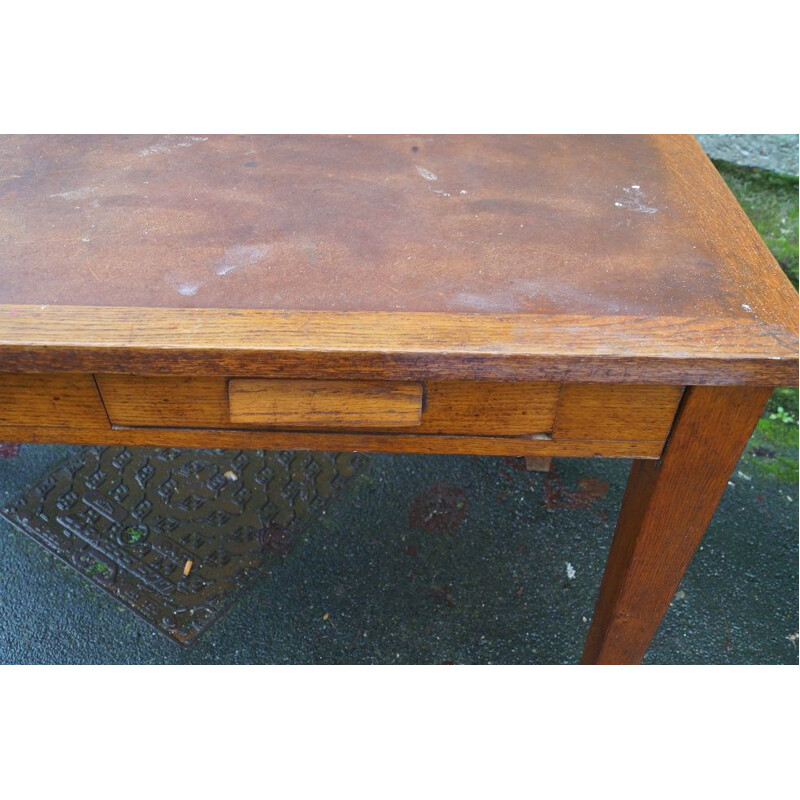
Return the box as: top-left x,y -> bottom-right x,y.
1,135 -> 797,663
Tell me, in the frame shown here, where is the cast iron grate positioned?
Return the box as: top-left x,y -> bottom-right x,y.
1,446 -> 367,646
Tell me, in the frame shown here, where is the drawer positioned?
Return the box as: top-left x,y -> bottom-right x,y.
95,375 -> 561,436
0,373 -> 683,458
93,374 -> 682,445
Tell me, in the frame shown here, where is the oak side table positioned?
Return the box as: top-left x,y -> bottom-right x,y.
1,134 -> 797,663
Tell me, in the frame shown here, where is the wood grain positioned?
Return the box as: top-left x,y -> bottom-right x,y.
0,422 -> 669,458
228,379 -> 423,428
581,385 -> 772,664
94,374 -> 679,442
0,372 -> 109,428
0,135 -> 796,386
1,305 -> 796,385
554,384 -> 684,442
524,456 -> 552,472
0,136 -> 795,331
95,375 -> 560,435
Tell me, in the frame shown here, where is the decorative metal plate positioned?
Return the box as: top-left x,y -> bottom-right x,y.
1,446 -> 367,646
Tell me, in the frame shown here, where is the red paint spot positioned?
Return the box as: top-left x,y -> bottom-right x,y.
431,585 -> 455,607
0,443 -> 20,459
409,482 -> 468,533
544,473 -> 609,510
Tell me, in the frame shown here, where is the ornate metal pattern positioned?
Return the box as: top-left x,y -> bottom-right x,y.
1,446 -> 367,645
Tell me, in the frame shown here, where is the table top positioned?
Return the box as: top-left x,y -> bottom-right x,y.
0,135 -> 797,385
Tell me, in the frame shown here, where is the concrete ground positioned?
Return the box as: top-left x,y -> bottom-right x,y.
0,425 -> 796,664
696,134 -> 798,176
0,137 -> 797,664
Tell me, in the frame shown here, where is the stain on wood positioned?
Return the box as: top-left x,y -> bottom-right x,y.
0,135 -> 796,386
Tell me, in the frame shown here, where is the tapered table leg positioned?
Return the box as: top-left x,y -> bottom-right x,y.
581,385 -> 772,665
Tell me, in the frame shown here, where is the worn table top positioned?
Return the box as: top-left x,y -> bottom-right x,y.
0,135 -> 797,384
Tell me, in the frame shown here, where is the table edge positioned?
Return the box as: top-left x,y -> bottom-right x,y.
0,304 -> 797,386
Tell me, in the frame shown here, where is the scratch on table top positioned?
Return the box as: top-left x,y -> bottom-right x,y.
416,166 -> 438,181
614,184 -> 658,214
49,186 -> 97,201
138,143 -> 172,157
139,136 -> 208,157
214,244 -> 272,276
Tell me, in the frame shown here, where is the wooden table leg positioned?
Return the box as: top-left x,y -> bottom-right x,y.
525,456 -> 552,472
581,385 -> 773,665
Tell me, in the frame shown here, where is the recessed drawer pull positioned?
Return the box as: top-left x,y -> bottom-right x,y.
228,379 -> 423,428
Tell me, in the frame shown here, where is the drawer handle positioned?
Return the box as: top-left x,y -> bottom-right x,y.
228,379 -> 423,428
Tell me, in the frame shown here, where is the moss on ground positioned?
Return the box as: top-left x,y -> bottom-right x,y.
715,160 -> 799,288
744,418 -> 799,484
714,159 -> 799,429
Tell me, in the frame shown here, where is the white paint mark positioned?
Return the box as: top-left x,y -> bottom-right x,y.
214,243 -> 272,276
742,303 -> 754,313
614,185 -> 658,214
416,166 -> 438,181
176,283 -> 199,296
139,143 -> 172,157
566,562 -> 576,580
81,237 -> 90,243
224,470 -> 238,481
139,136 -> 208,157
453,292 -> 518,312
430,188 -> 451,197
459,189 -> 468,195
737,471 -> 751,481
50,186 -> 96,200
176,136 -> 208,148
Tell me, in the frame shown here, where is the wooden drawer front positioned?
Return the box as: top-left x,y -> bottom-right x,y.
228,379 -> 423,428
0,373 -> 109,428
554,384 -> 684,444
2,373 -> 683,459
95,375 -> 560,436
